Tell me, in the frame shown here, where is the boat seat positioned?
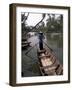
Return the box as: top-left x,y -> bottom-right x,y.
39,55 -> 51,59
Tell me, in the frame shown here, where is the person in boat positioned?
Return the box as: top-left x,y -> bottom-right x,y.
38,31 -> 45,50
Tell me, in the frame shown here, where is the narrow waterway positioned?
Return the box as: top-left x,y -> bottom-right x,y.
22,32 -> 63,77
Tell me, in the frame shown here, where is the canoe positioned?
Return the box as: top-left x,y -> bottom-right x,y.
37,48 -> 63,76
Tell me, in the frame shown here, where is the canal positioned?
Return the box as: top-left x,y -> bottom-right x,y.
22,32 -> 63,77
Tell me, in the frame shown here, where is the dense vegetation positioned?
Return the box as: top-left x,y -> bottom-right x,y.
21,13 -> 63,35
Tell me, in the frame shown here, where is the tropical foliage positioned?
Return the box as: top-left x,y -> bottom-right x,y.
21,13 -> 63,34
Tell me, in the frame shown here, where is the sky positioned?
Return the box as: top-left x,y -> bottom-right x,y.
26,13 -> 43,26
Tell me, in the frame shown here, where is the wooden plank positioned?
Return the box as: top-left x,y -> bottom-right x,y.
40,64 -> 57,70
22,42 -> 31,44
45,69 -> 56,75
37,48 -> 63,76
39,55 -> 50,58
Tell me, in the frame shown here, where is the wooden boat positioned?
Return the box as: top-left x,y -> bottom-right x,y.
22,39 -> 31,49
37,48 -> 63,76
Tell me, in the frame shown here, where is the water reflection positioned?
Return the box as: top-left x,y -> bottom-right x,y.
22,32 -> 63,77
